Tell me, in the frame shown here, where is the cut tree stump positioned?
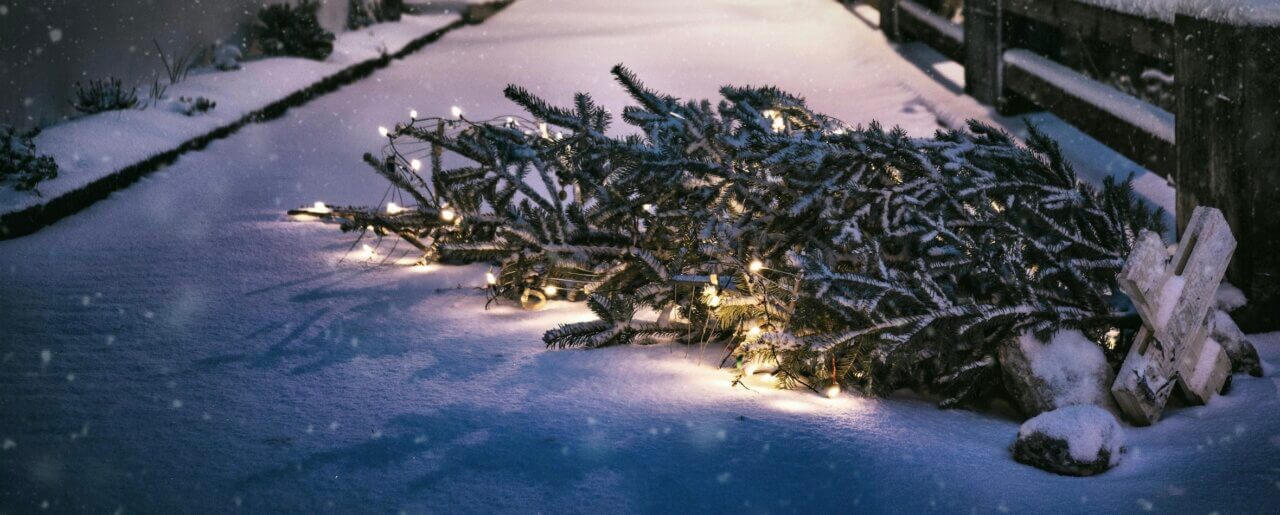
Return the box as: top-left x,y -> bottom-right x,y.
1111,207 -> 1236,425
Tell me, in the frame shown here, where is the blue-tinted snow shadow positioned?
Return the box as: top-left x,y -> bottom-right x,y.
231,403 -> 925,513
194,268 -> 487,376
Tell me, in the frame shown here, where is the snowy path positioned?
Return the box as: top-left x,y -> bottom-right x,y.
2,0 -> 1278,513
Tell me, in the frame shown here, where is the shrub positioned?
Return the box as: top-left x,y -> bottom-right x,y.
176,96 -> 217,116
347,0 -> 405,30
1,125 -> 59,195
71,77 -> 140,114
254,0 -> 336,60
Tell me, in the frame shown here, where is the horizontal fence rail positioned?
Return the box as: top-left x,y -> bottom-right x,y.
875,0 -> 1174,176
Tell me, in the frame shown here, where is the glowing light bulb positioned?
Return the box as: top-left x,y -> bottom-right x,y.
439,206 -> 456,222
542,285 -> 558,296
708,294 -> 722,308
451,105 -> 463,118
746,326 -> 762,338
409,109 -> 418,119
825,384 -> 841,399
311,201 -> 331,214
386,202 -> 403,215
378,126 -> 390,137
748,259 -> 764,273
485,271 -> 498,285
410,159 -> 422,171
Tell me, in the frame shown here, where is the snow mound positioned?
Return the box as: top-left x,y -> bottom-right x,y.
1215,282 -> 1248,312
1013,405 -> 1126,476
1024,331 -> 1109,407
999,329 -> 1116,417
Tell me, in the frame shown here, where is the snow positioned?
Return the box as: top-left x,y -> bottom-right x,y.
1003,49 -> 1176,144
1017,330 -> 1112,409
1077,0 -> 1280,26
1018,405 -> 1125,465
1179,0 -> 1280,26
1156,274 -> 1186,328
0,0 -> 1278,512
0,13 -> 462,216
1074,0 -> 1178,22
1216,282 -> 1249,311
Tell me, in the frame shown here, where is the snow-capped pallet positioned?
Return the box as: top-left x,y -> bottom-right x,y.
1111,207 -> 1235,425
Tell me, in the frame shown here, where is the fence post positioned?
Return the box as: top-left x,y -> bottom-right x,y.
964,0 -> 1003,106
1174,13 -> 1280,332
878,0 -> 903,41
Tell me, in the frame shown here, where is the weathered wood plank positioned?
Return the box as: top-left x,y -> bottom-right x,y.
898,0 -> 965,63
1175,15 -> 1280,332
1112,208 -> 1236,425
1004,0 -> 1172,60
964,0 -> 1002,106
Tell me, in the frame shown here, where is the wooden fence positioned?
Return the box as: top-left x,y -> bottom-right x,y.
863,0 -> 1280,331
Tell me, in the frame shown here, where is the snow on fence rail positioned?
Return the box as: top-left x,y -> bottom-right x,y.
860,0 -> 1280,331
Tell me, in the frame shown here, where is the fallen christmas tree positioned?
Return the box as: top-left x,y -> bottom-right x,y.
293,66 -> 1166,408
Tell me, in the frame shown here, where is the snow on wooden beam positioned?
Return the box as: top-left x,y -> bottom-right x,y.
1003,48 -> 1175,176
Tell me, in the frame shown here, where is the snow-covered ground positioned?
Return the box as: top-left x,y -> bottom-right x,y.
0,13 -> 462,216
2,0 -> 1277,512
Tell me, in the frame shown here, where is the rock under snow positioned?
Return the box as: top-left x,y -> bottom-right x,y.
1211,309 -> 1262,377
1012,405 -> 1125,476
213,44 -> 243,71
998,330 -> 1118,418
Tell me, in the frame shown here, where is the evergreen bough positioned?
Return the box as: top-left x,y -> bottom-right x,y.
1,125 -> 58,195
304,66 -> 1161,407
255,0 -> 336,60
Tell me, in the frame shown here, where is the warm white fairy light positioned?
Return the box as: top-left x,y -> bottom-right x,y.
824,384 -> 841,398
378,126 -> 390,137
386,202 -> 404,215
451,105 -> 463,118
311,201 -> 331,214
748,259 -> 764,273
746,326 -> 762,338
410,159 -> 422,171
439,204 -> 456,222
702,285 -> 722,308
409,109 -> 418,119
485,271 -> 498,285
542,285 -> 558,296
